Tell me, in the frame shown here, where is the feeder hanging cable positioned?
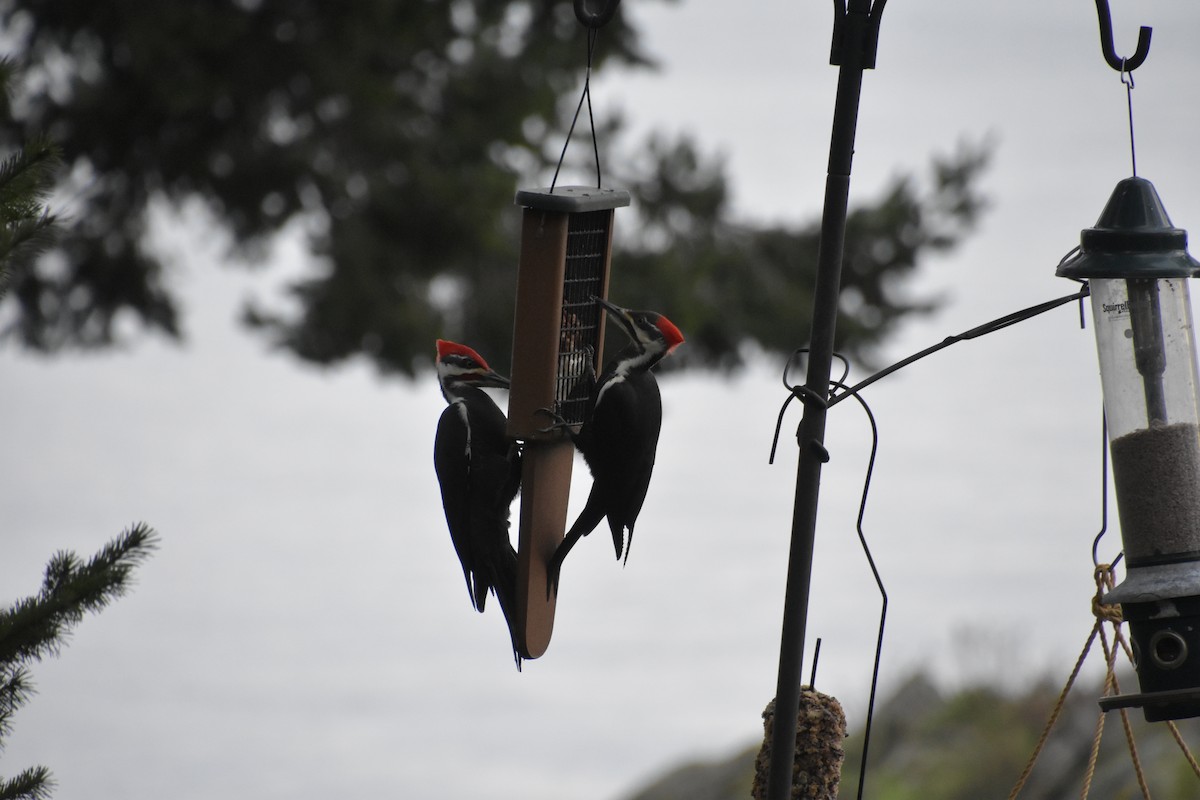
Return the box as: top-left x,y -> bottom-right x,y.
1093,0 -> 1150,176
551,1 -> 620,192
1121,67 -> 1137,177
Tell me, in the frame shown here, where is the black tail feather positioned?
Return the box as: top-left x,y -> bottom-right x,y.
547,486 -> 608,597
490,545 -> 523,671
618,523 -> 634,566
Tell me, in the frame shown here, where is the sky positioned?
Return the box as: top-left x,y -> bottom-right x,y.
2,1 -> 1200,799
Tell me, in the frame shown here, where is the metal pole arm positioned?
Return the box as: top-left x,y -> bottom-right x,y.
764,2 -> 886,799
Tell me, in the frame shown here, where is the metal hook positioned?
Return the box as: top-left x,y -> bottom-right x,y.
574,0 -> 621,29
1094,0 -> 1152,72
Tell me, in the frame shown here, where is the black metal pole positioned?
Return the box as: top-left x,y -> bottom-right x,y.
765,2 -> 883,798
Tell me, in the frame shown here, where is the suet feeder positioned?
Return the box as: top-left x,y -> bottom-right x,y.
1058,176 -> 1200,721
507,184 -> 630,659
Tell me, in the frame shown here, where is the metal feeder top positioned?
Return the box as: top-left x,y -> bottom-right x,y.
515,185 -> 631,214
1057,177 -> 1200,279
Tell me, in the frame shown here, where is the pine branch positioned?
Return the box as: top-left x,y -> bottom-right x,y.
0,766 -> 54,800
0,524 -> 158,672
0,137 -> 61,221
0,667 -> 34,748
0,135 -> 63,295
0,208 -> 57,269
0,525 -> 157,799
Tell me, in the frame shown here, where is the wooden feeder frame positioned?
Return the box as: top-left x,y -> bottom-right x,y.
507,184 -> 630,659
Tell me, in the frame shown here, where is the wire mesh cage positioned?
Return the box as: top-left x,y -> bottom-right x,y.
555,210 -> 612,425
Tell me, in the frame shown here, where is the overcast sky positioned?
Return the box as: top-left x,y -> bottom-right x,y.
2,2 -> 1199,799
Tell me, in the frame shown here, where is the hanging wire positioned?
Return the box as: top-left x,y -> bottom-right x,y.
764,286 -> 1097,795
828,374 -> 887,800
1091,411 -> 1124,571
809,637 -> 823,688
828,287 -> 1090,409
1121,63 -> 1138,177
550,27 -> 604,192
769,349 -> 887,799
768,286 -> 1091,462
768,351 -> 848,464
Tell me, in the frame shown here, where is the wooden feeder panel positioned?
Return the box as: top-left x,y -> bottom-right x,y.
507,185 -> 630,659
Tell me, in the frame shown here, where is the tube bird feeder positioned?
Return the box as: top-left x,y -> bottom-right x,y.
507,184 -> 630,659
1059,177 -> 1200,721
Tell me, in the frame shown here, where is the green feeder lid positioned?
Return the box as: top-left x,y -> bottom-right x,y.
1056,177 -> 1200,279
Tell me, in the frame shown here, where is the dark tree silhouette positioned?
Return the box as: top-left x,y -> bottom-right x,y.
0,2 -> 988,374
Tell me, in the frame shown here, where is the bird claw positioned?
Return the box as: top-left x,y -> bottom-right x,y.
546,551 -> 564,599
534,407 -> 571,435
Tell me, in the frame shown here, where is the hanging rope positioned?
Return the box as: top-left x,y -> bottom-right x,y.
1168,719 -> 1200,777
1008,565 -> 1200,798
1007,566 -> 1115,799
1099,618 -> 1152,800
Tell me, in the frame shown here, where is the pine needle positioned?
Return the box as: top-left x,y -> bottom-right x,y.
0,524 -> 159,667
0,524 -> 157,799
0,766 -> 55,800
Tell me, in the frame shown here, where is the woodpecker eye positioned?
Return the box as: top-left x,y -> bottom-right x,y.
448,355 -> 480,370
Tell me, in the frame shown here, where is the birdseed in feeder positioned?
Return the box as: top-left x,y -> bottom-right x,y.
1110,421 -> 1200,562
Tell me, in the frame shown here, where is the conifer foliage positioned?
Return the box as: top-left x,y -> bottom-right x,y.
0,4 -> 988,374
0,524 -> 158,800
0,56 -> 61,299
0,55 -> 157,800
0,132 -> 60,280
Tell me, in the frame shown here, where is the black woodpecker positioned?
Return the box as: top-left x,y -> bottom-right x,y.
548,297 -> 685,594
433,339 -> 523,669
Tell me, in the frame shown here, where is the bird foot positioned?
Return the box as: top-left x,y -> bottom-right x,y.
546,562 -> 561,600
534,407 -> 571,435
546,547 -> 567,599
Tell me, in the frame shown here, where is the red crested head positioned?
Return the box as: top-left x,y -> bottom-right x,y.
435,339 -> 509,394
436,339 -> 491,370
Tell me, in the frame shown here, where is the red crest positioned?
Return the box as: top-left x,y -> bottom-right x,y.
655,316 -> 685,352
436,339 -> 490,368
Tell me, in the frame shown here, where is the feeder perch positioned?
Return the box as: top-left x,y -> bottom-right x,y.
1058,177 -> 1200,721
507,184 -> 631,659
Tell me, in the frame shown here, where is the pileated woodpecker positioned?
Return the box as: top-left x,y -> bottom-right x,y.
433,339 -> 523,668
547,297 -> 685,594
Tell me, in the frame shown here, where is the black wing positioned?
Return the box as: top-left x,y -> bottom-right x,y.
581,369 -> 662,559
434,403 -> 484,609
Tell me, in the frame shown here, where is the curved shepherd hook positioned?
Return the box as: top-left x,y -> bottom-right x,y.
1094,0 -> 1152,72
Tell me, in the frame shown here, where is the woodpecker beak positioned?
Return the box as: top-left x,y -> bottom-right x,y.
594,296 -> 685,355
475,369 -> 510,389
596,296 -> 637,338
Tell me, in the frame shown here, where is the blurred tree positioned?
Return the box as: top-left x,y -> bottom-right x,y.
0,524 -> 157,800
0,0 -> 988,376
0,57 -> 61,298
